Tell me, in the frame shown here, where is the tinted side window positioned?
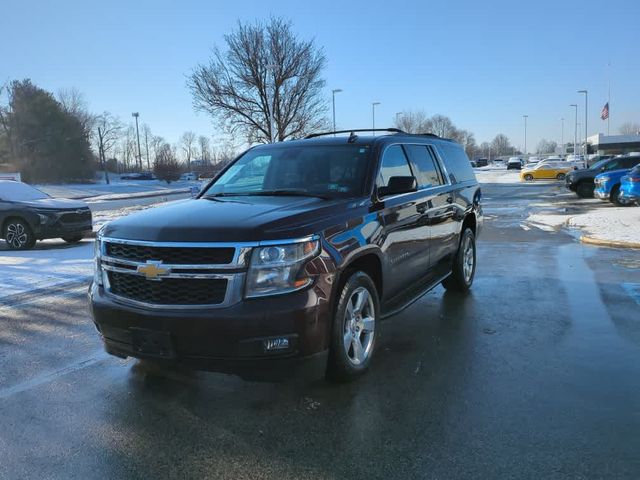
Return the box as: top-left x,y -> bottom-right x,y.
623,157 -> 640,169
437,142 -> 476,183
377,145 -> 413,187
403,144 -> 444,189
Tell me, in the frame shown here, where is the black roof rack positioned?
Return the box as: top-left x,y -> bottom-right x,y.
304,128 -> 405,139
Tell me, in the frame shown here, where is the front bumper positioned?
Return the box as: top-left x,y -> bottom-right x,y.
89,277 -> 333,380
594,188 -> 609,200
35,221 -> 93,240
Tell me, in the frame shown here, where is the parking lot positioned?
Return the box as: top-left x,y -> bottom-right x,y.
1,181 -> 639,479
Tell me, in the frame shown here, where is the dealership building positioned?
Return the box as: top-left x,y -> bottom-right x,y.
587,133 -> 640,156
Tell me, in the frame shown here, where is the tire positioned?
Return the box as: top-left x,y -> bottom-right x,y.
524,174 -> 533,181
556,173 -> 566,181
62,235 -> 84,243
576,182 -> 593,198
3,218 -> 36,250
326,271 -> 379,382
442,228 -> 476,293
610,185 -> 625,206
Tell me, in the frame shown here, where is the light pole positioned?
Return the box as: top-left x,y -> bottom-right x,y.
561,117 -> 564,154
578,90 -> 588,157
570,104 -> 578,156
523,115 -> 528,156
331,89 -> 342,134
132,112 -> 142,171
372,102 -> 380,135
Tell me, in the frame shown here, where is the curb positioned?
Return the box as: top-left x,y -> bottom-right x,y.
580,235 -> 640,250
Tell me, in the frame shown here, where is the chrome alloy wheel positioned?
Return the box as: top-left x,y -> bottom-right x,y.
462,235 -> 475,284
6,222 -> 28,249
343,287 -> 375,366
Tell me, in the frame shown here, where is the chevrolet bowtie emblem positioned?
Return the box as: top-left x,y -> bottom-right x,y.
137,261 -> 170,280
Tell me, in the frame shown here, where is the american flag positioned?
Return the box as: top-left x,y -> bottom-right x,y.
600,102 -> 609,120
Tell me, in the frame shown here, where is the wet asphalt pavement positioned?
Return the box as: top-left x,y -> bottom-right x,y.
1,182 -> 639,479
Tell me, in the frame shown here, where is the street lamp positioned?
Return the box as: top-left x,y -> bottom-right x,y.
372,102 -> 381,135
131,112 -> 142,171
522,115 -> 528,156
560,117 -> 564,153
331,89 -> 342,134
578,90 -> 588,157
570,104 -> 578,156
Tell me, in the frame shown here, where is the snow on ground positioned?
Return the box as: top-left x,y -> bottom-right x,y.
568,207 -> 640,245
37,179 -> 202,199
474,167 -> 522,184
0,240 -> 94,299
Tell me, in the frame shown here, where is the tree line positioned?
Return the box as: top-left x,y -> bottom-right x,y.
0,80 -> 236,183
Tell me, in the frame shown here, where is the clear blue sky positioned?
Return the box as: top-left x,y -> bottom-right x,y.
1,0 -> 638,153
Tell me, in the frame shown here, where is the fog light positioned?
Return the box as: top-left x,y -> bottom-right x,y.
263,337 -> 290,352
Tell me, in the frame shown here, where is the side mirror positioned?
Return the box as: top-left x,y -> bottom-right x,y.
378,176 -> 417,197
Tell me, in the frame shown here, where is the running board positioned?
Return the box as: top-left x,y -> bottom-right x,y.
380,272 -> 451,320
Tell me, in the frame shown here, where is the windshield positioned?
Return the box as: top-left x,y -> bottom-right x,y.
203,144 -> 372,198
590,159 -> 610,170
0,181 -> 49,201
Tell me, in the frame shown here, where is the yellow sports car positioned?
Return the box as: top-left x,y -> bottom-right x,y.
520,162 -> 574,181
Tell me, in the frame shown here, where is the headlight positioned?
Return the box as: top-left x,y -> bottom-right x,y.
245,238 -> 320,298
93,236 -> 103,287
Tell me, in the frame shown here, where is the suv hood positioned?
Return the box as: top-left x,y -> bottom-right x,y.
100,196 -> 364,243
15,197 -> 89,210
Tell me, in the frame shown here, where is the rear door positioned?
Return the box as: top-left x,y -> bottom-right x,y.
403,144 -> 456,271
376,144 -> 431,299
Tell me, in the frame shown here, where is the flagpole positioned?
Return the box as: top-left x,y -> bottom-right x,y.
607,61 -> 611,135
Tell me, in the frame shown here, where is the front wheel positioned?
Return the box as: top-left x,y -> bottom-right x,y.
3,219 -> 36,250
556,173 -> 566,180
326,271 -> 379,382
576,182 -> 593,198
524,174 -> 533,181
442,228 -> 476,293
610,185 -> 627,206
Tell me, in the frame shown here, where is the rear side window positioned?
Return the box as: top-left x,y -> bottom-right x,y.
622,157 -> 640,169
377,145 -> 412,187
437,142 -> 476,183
403,144 -> 444,189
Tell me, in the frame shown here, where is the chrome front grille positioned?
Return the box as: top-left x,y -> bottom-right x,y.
99,237 -> 250,309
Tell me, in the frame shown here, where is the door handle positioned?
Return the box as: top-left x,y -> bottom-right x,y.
417,204 -> 428,214
446,196 -> 453,204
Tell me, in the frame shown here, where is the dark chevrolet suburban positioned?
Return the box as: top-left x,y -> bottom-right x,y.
91,129 -> 483,381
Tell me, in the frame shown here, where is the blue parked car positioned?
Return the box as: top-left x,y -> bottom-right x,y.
619,165 -> 640,205
594,166 -> 638,205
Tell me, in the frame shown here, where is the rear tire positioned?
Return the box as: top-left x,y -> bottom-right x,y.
326,271 -> 379,382
556,173 -> 566,181
524,174 -> 533,181
442,228 -> 476,293
3,218 -> 36,250
576,182 -> 593,198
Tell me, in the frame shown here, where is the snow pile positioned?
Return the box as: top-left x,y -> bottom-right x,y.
524,213 -> 572,232
38,180 -> 199,200
568,207 -> 640,245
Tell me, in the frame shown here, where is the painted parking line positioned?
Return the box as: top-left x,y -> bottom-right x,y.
621,283 -> 640,308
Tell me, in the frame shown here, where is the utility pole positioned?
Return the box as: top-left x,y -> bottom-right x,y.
578,90 -> 588,158
570,104 -> 578,156
132,112 -> 142,171
372,102 -> 381,135
561,117 -> 564,153
523,115 -> 528,156
97,127 -> 110,185
331,89 -> 342,134
144,127 -> 150,171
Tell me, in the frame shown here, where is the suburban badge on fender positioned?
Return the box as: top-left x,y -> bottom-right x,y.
137,260 -> 171,280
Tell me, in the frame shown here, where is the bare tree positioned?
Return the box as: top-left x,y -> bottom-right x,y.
619,122 -> 640,135
536,139 -> 557,154
429,114 -> 458,138
491,134 -> 512,156
58,87 -> 95,137
181,131 -> 196,169
393,110 -> 430,133
154,142 -> 181,183
94,112 -> 122,183
198,135 -> 211,163
189,17 -> 328,143
141,123 -> 152,170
